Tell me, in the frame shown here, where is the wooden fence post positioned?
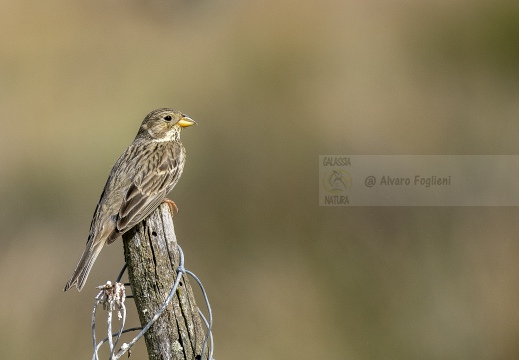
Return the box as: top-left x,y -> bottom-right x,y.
122,203 -> 207,360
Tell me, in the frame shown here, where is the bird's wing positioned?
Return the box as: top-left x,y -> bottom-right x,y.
109,144 -> 182,242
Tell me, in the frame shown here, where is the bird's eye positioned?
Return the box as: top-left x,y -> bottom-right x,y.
164,115 -> 172,121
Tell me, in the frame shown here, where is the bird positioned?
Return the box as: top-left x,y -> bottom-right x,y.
64,108 -> 196,292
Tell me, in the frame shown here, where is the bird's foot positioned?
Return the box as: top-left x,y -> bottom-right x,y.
162,198 -> 179,217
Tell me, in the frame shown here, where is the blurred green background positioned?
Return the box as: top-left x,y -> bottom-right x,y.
2,0 -> 519,359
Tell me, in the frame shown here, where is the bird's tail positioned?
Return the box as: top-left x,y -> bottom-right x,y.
64,240 -> 105,292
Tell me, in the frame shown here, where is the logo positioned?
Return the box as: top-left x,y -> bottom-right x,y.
322,169 -> 352,194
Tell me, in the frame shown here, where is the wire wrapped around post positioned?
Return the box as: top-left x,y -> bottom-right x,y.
122,203 -> 210,360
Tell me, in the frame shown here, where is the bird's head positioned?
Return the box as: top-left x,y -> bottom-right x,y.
137,108 -> 196,141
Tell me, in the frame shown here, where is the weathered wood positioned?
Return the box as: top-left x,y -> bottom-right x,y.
122,203 -> 207,360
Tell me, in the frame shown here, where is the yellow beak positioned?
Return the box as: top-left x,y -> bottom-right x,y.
178,116 -> 197,127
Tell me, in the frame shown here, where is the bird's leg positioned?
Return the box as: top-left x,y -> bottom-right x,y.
161,198 -> 178,217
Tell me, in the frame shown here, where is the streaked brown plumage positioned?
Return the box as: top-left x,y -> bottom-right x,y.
64,108 -> 196,291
